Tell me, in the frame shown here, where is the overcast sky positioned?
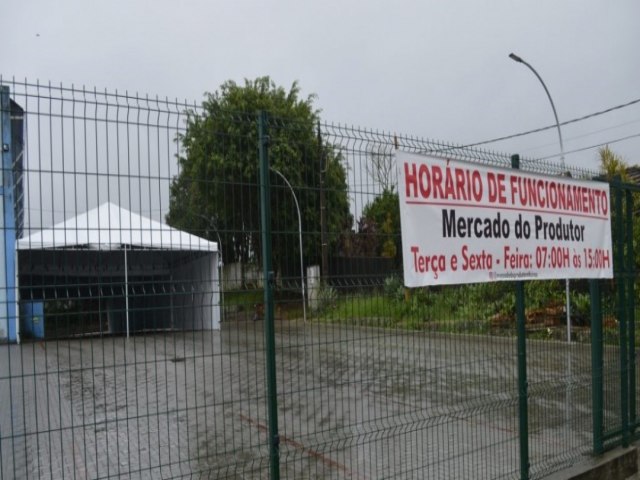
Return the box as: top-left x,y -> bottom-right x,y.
3,0 -> 639,173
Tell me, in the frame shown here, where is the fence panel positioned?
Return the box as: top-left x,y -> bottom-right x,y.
2,77 -> 636,479
524,281 -> 595,479
263,120 -> 526,479
0,79 -> 270,479
596,181 -> 640,453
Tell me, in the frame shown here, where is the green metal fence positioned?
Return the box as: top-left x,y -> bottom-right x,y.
593,179 -> 640,455
0,77 -> 638,479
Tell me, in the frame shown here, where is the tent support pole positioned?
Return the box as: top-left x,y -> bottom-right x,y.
170,273 -> 174,330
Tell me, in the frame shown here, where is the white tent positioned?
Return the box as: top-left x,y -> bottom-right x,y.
17,202 -> 220,339
17,202 -> 217,252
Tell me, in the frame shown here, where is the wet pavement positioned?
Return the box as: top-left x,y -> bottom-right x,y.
0,321 -> 619,479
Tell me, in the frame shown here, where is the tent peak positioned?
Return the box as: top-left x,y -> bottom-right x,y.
17,203 -> 217,252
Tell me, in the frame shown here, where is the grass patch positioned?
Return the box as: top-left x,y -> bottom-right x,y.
224,289 -> 264,311
310,278 -> 597,337
224,287 -> 305,319
314,288 -> 493,334
234,275 -> 629,341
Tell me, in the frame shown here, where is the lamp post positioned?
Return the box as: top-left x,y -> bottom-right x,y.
509,52 -> 572,343
271,167 -> 307,323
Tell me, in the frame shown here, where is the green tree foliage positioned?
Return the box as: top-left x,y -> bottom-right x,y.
380,213 -> 397,259
166,77 -> 352,278
598,145 -> 640,305
358,189 -> 401,262
599,145 -> 630,181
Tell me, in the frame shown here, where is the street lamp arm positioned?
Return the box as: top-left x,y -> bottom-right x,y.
509,53 -> 564,162
508,53 -> 524,63
271,168 -> 301,227
270,167 -> 307,323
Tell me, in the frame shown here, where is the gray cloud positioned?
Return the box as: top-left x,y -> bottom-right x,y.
3,0 -> 639,171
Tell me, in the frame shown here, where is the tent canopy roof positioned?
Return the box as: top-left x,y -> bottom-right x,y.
17,202 -> 217,252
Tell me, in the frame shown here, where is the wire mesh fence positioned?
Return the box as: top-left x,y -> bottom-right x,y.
0,77 -> 638,479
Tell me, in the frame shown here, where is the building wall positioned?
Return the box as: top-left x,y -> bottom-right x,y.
1,87 -> 22,342
0,194 -> 6,340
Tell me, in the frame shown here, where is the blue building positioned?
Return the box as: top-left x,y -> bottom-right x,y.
0,86 -> 23,343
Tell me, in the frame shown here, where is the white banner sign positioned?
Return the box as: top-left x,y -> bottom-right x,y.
397,152 -> 613,287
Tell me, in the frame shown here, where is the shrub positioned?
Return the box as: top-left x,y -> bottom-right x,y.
314,283 -> 338,314
383,275 -> 405,302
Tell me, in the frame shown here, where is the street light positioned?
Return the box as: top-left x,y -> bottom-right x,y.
509,52 -> 572,343
271,167 -> 307,323
508,53 -> 565,170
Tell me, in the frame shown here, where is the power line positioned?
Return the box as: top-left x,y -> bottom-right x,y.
460,97 -> 640,149
519,117 -> 640,153
538,132 -> 640,161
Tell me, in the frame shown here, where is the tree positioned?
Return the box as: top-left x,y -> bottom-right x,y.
358,189 -> 401,263
598,145 -> 640,305
598,144 -> 639,248
599,145 -> 630,182
166,77 -> 352,282
366,144 -> 396,192
356,142 -> 401,261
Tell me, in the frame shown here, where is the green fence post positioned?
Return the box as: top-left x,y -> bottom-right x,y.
258,110 -> 280,479
590,279 -> 604,454
512,154 -> 529,480
613,178 -> 630,447
625,189 -> 636,433
516,281 -> 529,480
